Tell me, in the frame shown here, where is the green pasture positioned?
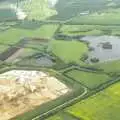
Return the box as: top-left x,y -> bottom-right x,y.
61,24 -> 120,36
50,40 -> 88,64
70,8 -> 120,25
0,24 -> 58,44
47,112 -> 78,120
16,48 -> 39,59
66,82 -> 120,120
61,25 -> 103,35
93,60 -> 120,73
0,44 -> 9,53
65,69 -> 110,89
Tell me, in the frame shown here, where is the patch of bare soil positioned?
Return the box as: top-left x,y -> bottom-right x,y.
0,70 -> 69,120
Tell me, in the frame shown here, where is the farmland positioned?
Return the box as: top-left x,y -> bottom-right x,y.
47,111 -> 79,120
0,23 -> 58,45
66,82 -> 120,120
50,40 -> 88,64
69,8 -> 120,25
0,0 -> 120,120
65,69 -> 110,89
0,45 -> 9,53
46,81 -> 120,120
60,25 -> 120,36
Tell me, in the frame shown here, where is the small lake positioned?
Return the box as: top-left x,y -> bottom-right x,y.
36,56 -> 55,67
81,36 -> 120,63
0,8 -> 17,21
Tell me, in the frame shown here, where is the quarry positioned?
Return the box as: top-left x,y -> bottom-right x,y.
0,70 -> 69,120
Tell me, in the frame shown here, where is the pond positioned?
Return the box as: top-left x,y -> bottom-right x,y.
0,8 -> 17,21
81,36 -> 120,63
36,56 -> 55,67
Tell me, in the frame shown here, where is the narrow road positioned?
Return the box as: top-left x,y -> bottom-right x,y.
32,87 -> 87,120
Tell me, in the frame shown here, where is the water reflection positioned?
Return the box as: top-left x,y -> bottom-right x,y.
81,36 -> 120,63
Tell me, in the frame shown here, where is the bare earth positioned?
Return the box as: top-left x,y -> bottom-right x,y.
0,70 -> 69,120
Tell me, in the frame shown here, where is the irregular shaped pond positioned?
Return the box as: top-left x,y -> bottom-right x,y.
0,8 -> 17,21
36,56 -> 55,67
81,36 -> 120,63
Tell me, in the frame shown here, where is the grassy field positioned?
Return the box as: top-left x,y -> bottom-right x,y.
65,69 -> 110,89
1,0 -> 120,120
16,48 -> 39,58
60,25 -> 120,36
5,48 -> 40,63
46,111 -> 78,120
25,43 -> 47,51
50,40 -> 88,64
0,24 -> 58,44
70,8 -> 120,25
66,81 -> 120,120
93,60 -> 120,73
61,25 -> 104,36
0,45 -> 9,53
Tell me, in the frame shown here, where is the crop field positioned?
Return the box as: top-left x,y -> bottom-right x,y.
0,45 -> 9,53
5,48 -> 40,63
47,111 -> 78,120
93,60 -> 120,73
70,8 -> 120,25
50,40 -> 88,64
46,81 -> 120,120
0,24 -> 58,45
1,0 -> 120,120
60,25 -> 120,36
0,37 -> 50,63
64,69 -> 110,89
60,25 -> 103,36
66,81 -> 120,120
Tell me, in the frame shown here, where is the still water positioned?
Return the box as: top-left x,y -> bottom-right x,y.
81,36 -> 120,63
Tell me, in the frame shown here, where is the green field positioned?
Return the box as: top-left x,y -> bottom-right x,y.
50,40 -> 88,64
70,8 -> 120,25
60,25 -> 104,36
65,69 -> 110,89
15,48 -> 39,59
0,44 -> 9,53
93,60 -> 120,73
60,24 -> 120,36
1,0 -> 120,120
66,81 -> 120,120
0,24 -> 58,44
47,111 -> 78,120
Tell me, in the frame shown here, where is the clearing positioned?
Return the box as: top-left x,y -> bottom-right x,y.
0,70 -> 69,120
